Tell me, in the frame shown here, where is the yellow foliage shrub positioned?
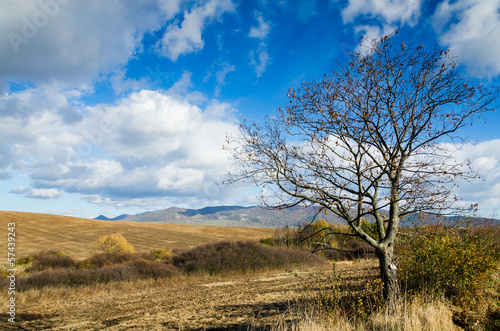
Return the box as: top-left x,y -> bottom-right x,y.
93,233 -> 135,254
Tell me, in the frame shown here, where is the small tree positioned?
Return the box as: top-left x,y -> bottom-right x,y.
225,33 -> 498,309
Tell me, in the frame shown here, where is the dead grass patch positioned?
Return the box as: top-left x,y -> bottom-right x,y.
273,295 -> 460,331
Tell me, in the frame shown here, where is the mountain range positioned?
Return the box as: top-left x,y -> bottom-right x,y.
95,205 -> 343,228
94,214 -> 130,221
94,205 -> 497,228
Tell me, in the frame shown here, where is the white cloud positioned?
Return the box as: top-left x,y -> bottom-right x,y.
215,63 -> 236,96
0,82 -> 240,207
250,49 -> 270,78
433,0 -> 500,78
248,12 -> 272,77
248,15 -> 271,40
342,0 -> 422,26
157,0 -> 235,61
354,25 -> 396,51
448,139 -> 500,215
0,0 -> 179,90
167,71 -> 207,105
341,0 -> 422,48
10,186 -> 64,199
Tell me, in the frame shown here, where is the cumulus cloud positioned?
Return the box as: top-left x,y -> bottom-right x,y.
433,0 -> 500,78
157,0 -> 235,61
10,186 -> 64,199
1,81 -> 241,208
0,0 -> 179,90
248,12 -> 271,77
445,139 -> 500,215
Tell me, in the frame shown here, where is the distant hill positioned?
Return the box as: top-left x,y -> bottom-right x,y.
94,214 -> 130,221
105,205 -> 500,228
119,205 -> 348,227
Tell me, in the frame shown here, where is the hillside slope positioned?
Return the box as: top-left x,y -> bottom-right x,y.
109,205 -> 499,227
0,211 -> 273,260
120,205 -> 346,227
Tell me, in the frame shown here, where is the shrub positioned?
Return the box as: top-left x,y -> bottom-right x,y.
128,258 -> 180,278
259,237 -> 276,247
17,256 -> 35,265
19,265 -> 138,289
26,250 -> 77,272
172,241 -> 325,275
19,261 -> 180,289
398,224 -> 500,308
82,251 -> 135,268
150,248 -> 173,261
93,233 -> 135,254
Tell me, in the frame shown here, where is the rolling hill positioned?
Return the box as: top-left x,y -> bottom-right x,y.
98,205 -> 500,228
111,205 -> 346,227
0,211 -> 274,260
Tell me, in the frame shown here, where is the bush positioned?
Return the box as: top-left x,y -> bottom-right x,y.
172,241 -> 325,275
128,258 -> 180,278
19,265 -> 137,289
93,233 -> 135,254
81,251 -> 135,268
150,248 -> 173,261
19,260 -> 181,289
26,250 -> 77,272
17,256 -> 34,265
398,224 -> 500,308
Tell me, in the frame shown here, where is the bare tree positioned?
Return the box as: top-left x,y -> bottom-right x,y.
225,33 -> 498,309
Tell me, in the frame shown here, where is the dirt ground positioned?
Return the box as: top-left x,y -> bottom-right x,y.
2,260 -> 378,330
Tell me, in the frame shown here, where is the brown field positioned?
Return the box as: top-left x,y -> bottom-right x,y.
1,260 -> 461,330
0,211 -> 466,330
1,261 -> 368,330
0,211 -> 274,260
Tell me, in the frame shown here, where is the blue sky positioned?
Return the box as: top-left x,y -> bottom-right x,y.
0,0 -> 499,219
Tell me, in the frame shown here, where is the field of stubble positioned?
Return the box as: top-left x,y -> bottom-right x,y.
1,260 -> 379,330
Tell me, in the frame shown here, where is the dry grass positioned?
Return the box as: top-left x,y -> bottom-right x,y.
0,211 -> 274,260
273,296 -> 460,331
0,260 -> 463,330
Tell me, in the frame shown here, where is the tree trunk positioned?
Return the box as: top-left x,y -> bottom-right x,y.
375,244 -> 400,313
